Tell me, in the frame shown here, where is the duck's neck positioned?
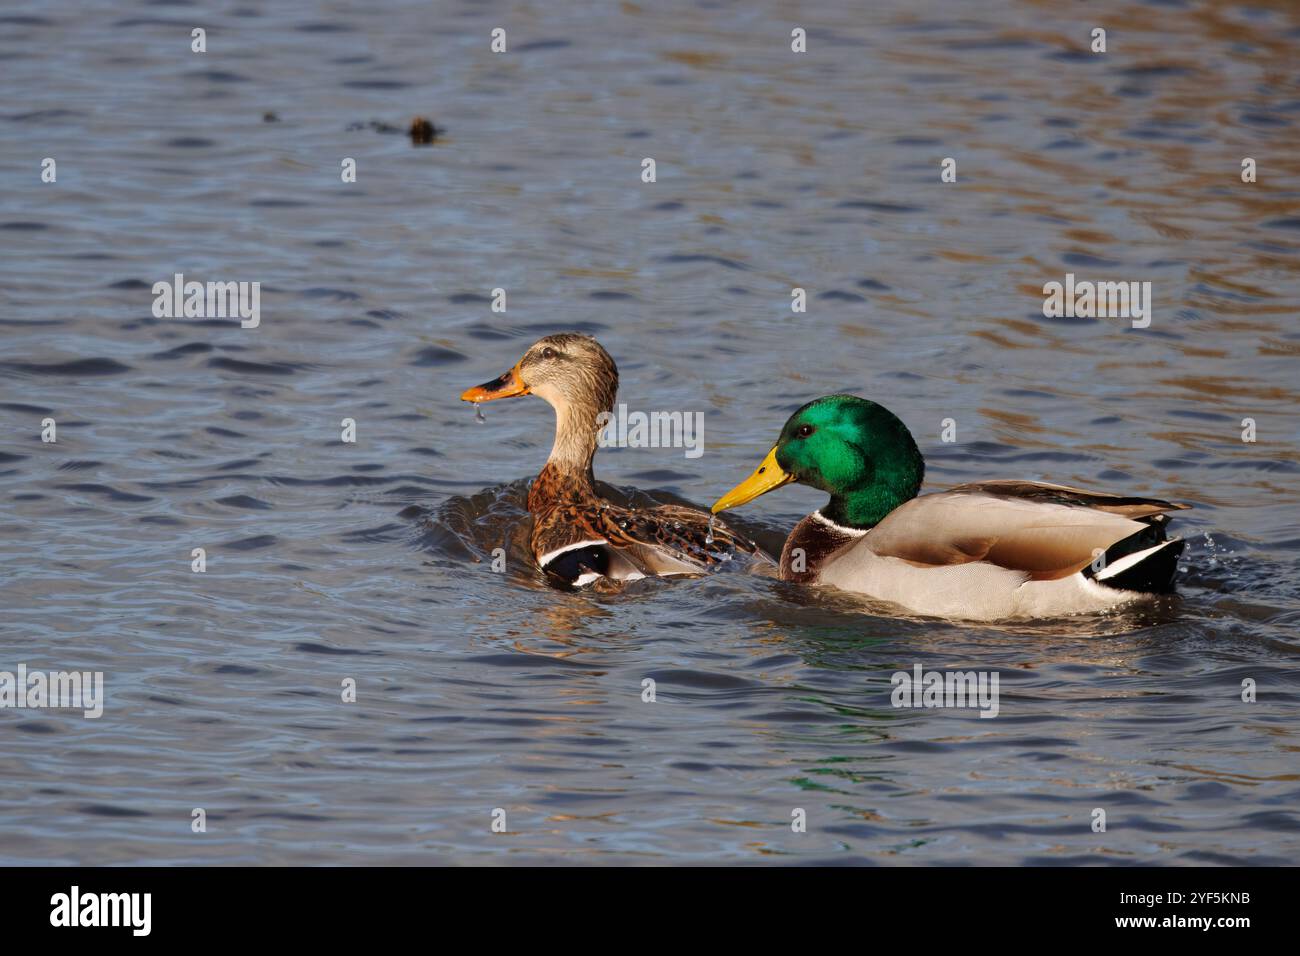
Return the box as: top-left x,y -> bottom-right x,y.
821,451 -> 924,530
542,396 -> 607,489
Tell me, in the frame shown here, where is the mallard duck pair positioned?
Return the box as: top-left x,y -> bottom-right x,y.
461,333 -> 1188,620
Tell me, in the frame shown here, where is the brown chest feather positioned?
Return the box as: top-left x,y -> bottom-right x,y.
780,513 -> 864,583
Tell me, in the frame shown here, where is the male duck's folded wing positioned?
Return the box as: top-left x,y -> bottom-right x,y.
946,480 -> 1190,519
860,484 -> 1186,577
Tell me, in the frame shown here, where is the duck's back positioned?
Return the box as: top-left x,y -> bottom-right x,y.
528,467 -> 763,585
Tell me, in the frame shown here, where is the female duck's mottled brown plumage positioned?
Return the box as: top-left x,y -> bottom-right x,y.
461,333 -> 760,586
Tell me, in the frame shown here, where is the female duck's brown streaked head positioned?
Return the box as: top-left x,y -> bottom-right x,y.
460,333 -> 620,472
461,333 -> 618,414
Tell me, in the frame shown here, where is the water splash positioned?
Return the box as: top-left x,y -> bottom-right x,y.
1202,532 -> 1217,568
474,402 -> 485,424
705,514 -> 715,545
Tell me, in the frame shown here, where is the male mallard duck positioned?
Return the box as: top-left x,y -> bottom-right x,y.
460,333 -> 760,587
711,395 -> 1190,620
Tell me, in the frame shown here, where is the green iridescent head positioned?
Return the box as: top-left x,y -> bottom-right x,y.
712,395 -> 924,528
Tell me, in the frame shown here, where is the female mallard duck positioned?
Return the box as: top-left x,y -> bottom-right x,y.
460,333 -> 761,587
711,394 -> 1190,620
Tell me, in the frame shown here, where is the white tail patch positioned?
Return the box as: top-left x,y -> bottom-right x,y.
537,539 -> 608,567
1095,539 -> 1177,582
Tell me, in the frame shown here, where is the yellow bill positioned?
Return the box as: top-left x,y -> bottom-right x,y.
711,446 -> 794,513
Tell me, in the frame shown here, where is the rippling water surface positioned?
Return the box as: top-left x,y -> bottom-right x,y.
2,0 -> 1299,864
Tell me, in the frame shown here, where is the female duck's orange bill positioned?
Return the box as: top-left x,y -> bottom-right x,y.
711,446 -> 794,514
460,363 -> 529,402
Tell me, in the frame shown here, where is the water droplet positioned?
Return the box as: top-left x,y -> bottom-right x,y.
705,514 -> 716,545
474,402 -> 485,424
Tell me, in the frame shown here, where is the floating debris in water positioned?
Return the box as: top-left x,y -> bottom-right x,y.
409,116 -> 438,144
343,117 -> 440,143
262,111 -> 279,123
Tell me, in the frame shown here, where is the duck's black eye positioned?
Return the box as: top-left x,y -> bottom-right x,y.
796,424 -> 814,438
541,346 -> 558,360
